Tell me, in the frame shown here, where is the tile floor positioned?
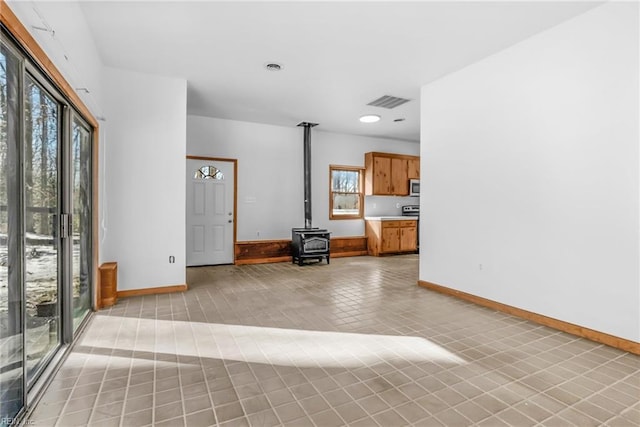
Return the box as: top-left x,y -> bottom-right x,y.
27,255 -> 639,426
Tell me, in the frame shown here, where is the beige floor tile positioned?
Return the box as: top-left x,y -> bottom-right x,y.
22,255 -> 639,427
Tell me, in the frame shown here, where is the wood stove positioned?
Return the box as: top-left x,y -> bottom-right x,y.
291,228 -> 331,265
292,122 -> 331,265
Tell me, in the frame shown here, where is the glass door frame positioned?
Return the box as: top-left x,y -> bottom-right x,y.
0,33 -> 26,426
17,63 -> 74,417
66,112 -> 93,338
0,23 -> 98,422
22,54 -> 94,391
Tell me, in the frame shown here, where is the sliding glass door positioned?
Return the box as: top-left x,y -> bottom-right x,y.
23,75 -> 61,384
0,31 -> 93,424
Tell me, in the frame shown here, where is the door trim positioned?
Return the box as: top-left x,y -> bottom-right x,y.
186,155 -> 238,263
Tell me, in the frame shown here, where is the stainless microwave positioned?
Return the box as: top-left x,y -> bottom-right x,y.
409,179 -> 420,197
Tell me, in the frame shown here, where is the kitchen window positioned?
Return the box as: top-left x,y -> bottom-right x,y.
329,165 -> 364,220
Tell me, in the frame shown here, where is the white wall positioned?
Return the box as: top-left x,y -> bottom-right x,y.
187,116 -> 419,240
420,2 -> 639,341
9,2 -> 189,291
102,67 -> 187,290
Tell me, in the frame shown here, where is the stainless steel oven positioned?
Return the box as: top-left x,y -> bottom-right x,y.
402,205 -> 420,250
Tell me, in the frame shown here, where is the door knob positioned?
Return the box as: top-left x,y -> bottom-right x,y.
228,220 -> 233,223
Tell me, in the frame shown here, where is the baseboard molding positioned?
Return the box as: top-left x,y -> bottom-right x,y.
332,250 -> 369,259
117,283 -> 188,298
236,256 -> 292,265
332,236 -> 368,256
235,239 -> 291,264
235,236 -> 368,265
418,280 -> 640,356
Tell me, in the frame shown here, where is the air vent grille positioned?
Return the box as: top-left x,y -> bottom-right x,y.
367,95 -> 411,109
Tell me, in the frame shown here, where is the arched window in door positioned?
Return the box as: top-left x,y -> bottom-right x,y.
194,165 -> 224,180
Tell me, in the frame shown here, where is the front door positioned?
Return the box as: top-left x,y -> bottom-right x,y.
186,158 -> 235,266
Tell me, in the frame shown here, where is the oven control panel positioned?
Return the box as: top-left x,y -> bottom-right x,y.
402,205 -> 420,216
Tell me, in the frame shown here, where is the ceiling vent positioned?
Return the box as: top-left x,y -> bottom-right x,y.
367,95 -> 411,109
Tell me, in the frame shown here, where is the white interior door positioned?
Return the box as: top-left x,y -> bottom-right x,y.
186,159 -> 235,266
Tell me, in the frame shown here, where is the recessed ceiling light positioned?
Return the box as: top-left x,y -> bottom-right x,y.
359,114 -> 381,123
265,62 -> 283,71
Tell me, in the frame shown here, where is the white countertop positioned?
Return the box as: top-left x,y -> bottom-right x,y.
365,216 -> 418,221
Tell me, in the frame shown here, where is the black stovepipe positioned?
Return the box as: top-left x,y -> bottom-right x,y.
297,121 -> 318,229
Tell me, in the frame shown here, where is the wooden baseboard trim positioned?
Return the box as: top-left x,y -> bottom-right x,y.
332,236 -> 368,257
331,250 -> 368,258
117,283 -> 188,298
418,280 -> 640,355
235,239 -> 291,265
235,256 -> 292,265
235,236 -> 368,265
234,251 -> 367,265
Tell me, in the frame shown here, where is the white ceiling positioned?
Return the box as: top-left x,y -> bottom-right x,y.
79,1 -> 600,142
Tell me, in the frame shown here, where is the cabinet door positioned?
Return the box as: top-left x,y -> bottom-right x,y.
408,158 -> 420,179
400,225 -> 417,251
381,223 -> 400,252
373,156 -> 391,195
391,158 -> 409,195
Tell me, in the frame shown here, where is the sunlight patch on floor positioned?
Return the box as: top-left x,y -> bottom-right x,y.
79,315 -> 466,368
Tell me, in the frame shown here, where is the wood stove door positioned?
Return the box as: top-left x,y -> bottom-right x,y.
186,159 -> 235,266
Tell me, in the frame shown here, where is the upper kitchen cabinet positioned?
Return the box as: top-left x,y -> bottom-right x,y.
364,152 -> 419,196
391,157 -> 409,195
408,158 -> 420,179
371,155 -> 391,195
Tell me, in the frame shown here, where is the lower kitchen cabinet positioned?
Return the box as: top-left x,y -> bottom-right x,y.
399,221 -> 418,251
366,219 -> 418,256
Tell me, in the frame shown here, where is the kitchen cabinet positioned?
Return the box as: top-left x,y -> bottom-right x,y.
365,218 -> 418,256
408,158 -> 420,179
391,158 -> 408,195
399,221 -> 418,251
381,222 -> 400,253
372,155 -> 391,195
364,152 -> 419,196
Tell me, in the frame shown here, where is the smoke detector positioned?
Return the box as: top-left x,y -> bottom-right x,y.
264,62 -> 283,71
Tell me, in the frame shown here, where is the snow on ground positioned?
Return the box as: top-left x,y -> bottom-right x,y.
0,233 -> 81,316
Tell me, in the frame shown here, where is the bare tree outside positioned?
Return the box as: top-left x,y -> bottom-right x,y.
331,168 -> 362,217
